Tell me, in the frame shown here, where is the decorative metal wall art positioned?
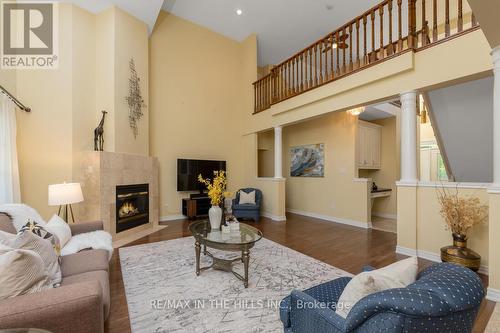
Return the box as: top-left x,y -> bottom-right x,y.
125,58 -> 146,138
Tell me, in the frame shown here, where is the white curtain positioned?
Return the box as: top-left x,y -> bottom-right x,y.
0,94 -> 21,203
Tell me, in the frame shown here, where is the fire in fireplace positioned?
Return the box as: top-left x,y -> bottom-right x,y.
116,184 -> 149,233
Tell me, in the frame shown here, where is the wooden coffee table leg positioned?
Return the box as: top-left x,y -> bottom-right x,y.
242,249 -> 250,288
195,240 -> 201,276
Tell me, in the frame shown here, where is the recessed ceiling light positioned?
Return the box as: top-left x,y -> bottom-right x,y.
236,9 -> 243,16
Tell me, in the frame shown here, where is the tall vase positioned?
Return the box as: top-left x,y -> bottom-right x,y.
440,233 -> 481,271
209,205 -> 222,230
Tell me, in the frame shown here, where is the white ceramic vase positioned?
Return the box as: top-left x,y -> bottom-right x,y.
209,205 -> 222,230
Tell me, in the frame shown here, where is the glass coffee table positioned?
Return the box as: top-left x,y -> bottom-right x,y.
189,220 -> 262,288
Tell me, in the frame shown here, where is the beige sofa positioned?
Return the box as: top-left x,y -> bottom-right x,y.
0,213 -> 110,333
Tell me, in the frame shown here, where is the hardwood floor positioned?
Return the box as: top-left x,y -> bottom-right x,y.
105,213 -> 495,333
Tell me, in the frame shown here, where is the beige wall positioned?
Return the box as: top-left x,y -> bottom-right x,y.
0,4 -> 150,219
12,4 -> 74,219
359,117 -> 398,217
398,184 -> 489,267
282,111 -> 370,224
149,12 -> 257,219
114,8 -> 149,155
257,130 -> 274,178
95,8 -> 116,152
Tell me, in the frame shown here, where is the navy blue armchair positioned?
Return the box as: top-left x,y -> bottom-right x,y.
280,263 -> 484,333
232,188 -> 262,221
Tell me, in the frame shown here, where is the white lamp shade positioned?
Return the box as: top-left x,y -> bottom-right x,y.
48,183 -> 84,206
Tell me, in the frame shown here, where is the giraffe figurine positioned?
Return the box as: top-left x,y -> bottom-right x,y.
94,110 -> 108,151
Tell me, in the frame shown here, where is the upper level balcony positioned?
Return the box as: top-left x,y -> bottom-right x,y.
253,0 -> 480,114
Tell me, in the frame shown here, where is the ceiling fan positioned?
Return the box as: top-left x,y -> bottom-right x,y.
322,34 -> 349,53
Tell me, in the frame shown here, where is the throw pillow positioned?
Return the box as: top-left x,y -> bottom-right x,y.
0,244 -> 51,300
335,257 -> 418,318
239,190 -> 256,205
46,214 -> 72,248
13,227 -> 62,287
19,220 -> 61,256
0,203 -> 46,231
0,230 -> 17,247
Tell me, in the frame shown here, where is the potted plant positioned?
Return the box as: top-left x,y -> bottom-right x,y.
437,186 -> 488,271
198,171 -> 231,230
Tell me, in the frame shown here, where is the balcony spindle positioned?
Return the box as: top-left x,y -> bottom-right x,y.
295,56 -> 299,92
314,44 -> 318,86
397,0 -> 403,51
324,40 -> 328,81
356,19 -> 360,68
343,27 -> 347,72
457,0 -> 463,32
371,10 -> 376,62
336,30 -> 341,73
363,16 -> 368,65
379,5 -> 385,60
433,0 -> 438,42
408,0 -> 417,48
349,24 -> 353,71
331,34 -> 335,79
308,48 -> 313,88
421,0 -> 428,46
445,0 -> 450,37
387,0 -> 394,55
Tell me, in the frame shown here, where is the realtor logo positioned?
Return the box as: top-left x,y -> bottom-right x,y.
1,1 -> 58,69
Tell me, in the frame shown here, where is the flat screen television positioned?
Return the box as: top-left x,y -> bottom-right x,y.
177,159 -> 226,192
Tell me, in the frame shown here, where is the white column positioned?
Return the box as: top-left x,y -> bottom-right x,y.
274,126 -> 283,178
492,46 -> 500,187
400,91 -> 418,182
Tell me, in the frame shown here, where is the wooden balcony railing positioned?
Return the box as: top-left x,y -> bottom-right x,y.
253,0 -> 479,114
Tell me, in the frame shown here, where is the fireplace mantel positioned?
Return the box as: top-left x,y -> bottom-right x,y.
77,151 -> 160,241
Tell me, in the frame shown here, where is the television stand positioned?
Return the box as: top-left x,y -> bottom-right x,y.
182,196 -> 210,219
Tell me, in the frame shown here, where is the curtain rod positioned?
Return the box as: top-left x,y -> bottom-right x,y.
0,85 -> 31,112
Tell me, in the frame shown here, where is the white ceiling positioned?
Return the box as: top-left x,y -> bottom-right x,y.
162,0 -> 381,66
60,0 -> 164,34
359,103 -> 399,121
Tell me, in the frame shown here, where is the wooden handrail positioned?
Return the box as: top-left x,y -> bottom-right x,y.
253,0 -> 479,114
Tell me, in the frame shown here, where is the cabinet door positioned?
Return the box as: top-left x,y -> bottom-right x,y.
358,125 -> 367,167
371,127 -> 381,168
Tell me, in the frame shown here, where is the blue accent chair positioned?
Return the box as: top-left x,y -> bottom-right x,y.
232,188 -> 262,221
280,263 -> 485,333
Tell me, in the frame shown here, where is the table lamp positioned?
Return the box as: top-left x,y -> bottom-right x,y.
48,182 -> 84,223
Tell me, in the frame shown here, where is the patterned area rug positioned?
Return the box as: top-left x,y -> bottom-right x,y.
119,236 -> 351,333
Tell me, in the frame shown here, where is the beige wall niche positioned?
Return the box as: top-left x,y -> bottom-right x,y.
282,111 -> 371,226
359,116 -> 399,218
257,130 -> 275,178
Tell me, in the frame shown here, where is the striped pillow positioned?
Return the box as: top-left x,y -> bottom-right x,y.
14,225 -> 62,287
0,244 -> 51,300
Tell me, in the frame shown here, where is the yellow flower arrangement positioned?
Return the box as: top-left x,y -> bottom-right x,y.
198,170 -> 232,206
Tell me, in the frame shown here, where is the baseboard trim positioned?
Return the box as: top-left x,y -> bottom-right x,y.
396,246 -> 489,275
287,209 -> 371,229
159,214 -> 186,222
261,212 -> 287,221
486,288 -> 500,302
372,212 -> 397,220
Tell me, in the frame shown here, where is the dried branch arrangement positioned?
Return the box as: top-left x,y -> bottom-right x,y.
436,186 -> 488,236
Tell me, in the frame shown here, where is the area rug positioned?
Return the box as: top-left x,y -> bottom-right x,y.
485,303 -> 500,333
119,236 -> 351,333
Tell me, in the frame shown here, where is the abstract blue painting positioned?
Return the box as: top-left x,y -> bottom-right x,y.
290,144 -> 325,177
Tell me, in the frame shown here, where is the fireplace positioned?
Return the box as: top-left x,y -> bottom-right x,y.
116,184 -> 149,233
